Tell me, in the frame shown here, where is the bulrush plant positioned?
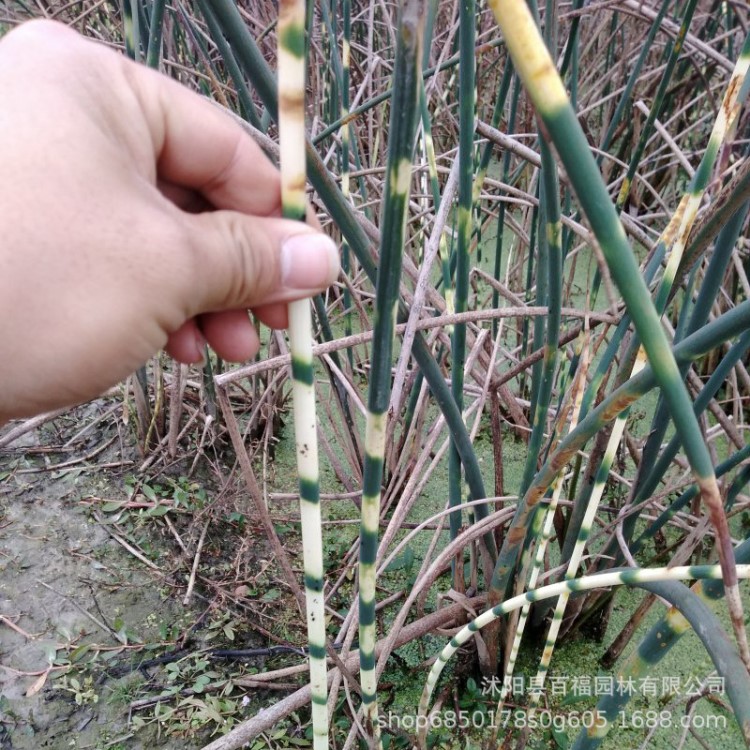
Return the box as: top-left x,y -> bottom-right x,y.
353,3 -> 423,742
9,0 -> 750,747
277,0 -> 329,747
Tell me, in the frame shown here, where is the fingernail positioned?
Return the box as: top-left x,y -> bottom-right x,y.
281,234 -> 340,291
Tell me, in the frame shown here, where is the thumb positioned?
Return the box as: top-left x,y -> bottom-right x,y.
182,210 -> 340,314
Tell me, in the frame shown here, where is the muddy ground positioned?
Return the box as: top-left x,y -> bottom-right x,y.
0,397 -> 305,750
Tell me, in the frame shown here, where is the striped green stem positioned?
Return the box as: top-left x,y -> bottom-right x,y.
527,349 -> 648,701
558,246 -> 661,565
123,0 -> 141,62
582,48 -> 750,594
418,79 -> 453,327
495,348 -> 588,717
624,37 -> 750,515
418,565 -> 750,749
358,1 -> 423,738
145,0 -> 166,68
625,207 -> 750,547
486,0 -> 748,667
572,538 -> 750,749
491,73 -> 521,338
278,2 -> 328,746
340,0 -> 353,367
654,29 -> 750,314
319,0 -> 338,129
517,136 -> 562,498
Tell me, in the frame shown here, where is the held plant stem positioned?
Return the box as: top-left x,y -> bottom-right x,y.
277,1 -> 328,746
10,4 -> 750,748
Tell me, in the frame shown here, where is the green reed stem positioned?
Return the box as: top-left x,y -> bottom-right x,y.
358,1 -> 423,738
448,0 -> 476,557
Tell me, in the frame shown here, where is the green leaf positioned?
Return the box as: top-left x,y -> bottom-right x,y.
184,696 -> 223,723
142,484 -> 157,501
69,644 -> 92,663
262,588 -> 281,602
551,725 -> 570,749
40,642 -> 59,665
102,501 -> 125,512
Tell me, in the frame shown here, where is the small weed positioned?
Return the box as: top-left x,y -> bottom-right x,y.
59,675 -> 99,706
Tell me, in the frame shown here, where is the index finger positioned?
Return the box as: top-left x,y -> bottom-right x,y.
134,60 -> 282,216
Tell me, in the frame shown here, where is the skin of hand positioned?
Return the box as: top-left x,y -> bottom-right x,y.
0,20 -> 339,424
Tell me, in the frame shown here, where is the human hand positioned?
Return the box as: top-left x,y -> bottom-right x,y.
0,20 -> 339,422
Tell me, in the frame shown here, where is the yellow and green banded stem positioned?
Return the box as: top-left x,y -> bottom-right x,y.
340,0 -> 353,364
485,0 -> 747,661
496,348 -> 588,717
122,0 -> 141,62
524,350 -> 647,704
418,565 -> 750,749
577,321 -> 750,627
653,29 -> 750,313
572,538 -> 750,749
490,73 -> 521,338
623,34 -> 750,497
278,1 -> 328,746
624,204 -> 750,547
358,0 -> 423,738
581,37 -> 750,651
558,250 -> 661,564
418,80 -> 453,326
517,138 -> 562,499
